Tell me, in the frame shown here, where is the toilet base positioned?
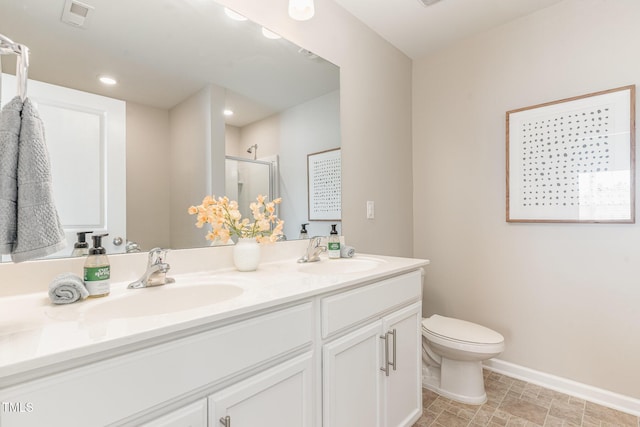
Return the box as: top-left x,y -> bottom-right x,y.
422,358 -> 487,405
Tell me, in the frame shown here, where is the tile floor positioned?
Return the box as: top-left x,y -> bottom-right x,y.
413,371 -> 639,427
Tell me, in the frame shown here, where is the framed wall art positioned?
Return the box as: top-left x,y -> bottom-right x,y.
506,85 -> 635,223
307,148 -> 341,221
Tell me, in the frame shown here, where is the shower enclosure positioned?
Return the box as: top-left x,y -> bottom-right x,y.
224,156 -> 279,223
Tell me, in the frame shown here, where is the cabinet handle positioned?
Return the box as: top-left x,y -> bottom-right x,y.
389,328 -> 397,372
380,332 -> 390,376
220,415 -> 231,427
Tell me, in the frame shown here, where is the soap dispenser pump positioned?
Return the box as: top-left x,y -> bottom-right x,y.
299,223 -> 309,239
328,224 -> 340,259
71,231 -> 92,257
84,233 -> 110,298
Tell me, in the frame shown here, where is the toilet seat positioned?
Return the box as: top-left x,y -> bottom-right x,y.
422,315 -> 504,353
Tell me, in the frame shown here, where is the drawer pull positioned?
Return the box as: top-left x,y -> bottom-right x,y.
389,328 -> 397,371
220,415 -> 231,426
380,332 -> 390,376
380,329 -> 397,376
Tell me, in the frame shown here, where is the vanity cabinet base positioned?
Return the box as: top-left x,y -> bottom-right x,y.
0,269 -> 424,427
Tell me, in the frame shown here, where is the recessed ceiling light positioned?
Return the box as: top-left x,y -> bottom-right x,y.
261,27 -> 281,40
223,109 -> 234,116
288,0 -> 315,21
224,7 -> 247,21
99,76 -> 117,85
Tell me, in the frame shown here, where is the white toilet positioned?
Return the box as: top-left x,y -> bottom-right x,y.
421,314 -> 505,405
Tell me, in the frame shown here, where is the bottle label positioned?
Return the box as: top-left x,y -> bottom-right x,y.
328,241 -> 340,259
84,266 -> 110,296
84,266 -> 110,281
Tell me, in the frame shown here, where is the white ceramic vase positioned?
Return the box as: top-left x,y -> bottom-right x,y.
233,237 -> 261,272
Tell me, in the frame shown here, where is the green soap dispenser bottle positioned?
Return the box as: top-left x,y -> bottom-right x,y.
71,231 -> 92,257
328,224 -> 340,259
84,234 -> 110,298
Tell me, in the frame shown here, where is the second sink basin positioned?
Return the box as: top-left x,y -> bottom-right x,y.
83,283 -> 243,321
297,257 -> 384,275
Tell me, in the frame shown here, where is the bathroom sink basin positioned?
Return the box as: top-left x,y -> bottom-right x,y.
82,284 -> 243,321
297,257 -> 383,275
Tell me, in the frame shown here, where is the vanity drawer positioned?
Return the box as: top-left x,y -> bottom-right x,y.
0,302 -> 313,427
321,270 -> 422,338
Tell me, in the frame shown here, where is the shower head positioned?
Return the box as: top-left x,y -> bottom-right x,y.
246,144 -> 258,160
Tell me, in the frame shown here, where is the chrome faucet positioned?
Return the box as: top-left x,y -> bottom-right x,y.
128,248 -> 175,289
298,236 -> 326,263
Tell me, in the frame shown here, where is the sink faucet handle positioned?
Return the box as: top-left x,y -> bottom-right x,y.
309,236 -> 323,247
148,247 -> 169,266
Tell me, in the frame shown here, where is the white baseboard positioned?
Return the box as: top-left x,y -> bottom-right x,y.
483,358 -> 640,417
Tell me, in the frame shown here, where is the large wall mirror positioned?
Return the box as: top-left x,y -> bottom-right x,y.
0,0 -> 340,260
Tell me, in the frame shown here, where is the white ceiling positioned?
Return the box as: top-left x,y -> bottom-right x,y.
0,0 -> 566,126
0,0 -> 339,127
333,0 -> 565,59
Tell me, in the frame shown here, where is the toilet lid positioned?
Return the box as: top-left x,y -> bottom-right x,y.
422,314 -> 504,345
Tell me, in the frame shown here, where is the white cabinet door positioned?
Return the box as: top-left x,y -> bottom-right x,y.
322,321 -> 383,427
209,352 -> 314,427
142,399 -> 207,427
322,302 -> 423,427
382,302 -> 422,427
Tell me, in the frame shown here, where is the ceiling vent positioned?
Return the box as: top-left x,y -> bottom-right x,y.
61,0 -> 94,27
417,0 -> 443,6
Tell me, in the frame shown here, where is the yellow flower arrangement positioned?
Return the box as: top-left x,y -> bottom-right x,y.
188,195 -> 284,244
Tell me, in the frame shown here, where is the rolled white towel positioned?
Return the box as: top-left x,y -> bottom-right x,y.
340,245 -> 355,258
49,273 -> 89,304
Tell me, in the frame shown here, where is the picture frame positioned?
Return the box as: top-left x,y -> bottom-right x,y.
307,148 -> 341,221
506,85 -> 635,223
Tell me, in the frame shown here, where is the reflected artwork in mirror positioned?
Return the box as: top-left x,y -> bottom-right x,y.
0,0 -> 340,261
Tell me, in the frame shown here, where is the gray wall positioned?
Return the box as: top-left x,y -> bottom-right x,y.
217,0 -> 414,257
413,0 -> 640,399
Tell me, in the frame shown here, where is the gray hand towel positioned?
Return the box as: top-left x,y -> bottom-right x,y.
11,98 -> 66,262
49,273 -> 88,304
0,97 -> 23,254
340,245 -> 355,258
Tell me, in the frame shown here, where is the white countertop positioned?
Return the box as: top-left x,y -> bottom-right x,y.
0,251 -> 428,387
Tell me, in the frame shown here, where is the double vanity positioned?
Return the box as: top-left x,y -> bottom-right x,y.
0,241 -> 428,426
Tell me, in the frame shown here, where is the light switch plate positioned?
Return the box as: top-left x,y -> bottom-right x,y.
366,201 -> 375,219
